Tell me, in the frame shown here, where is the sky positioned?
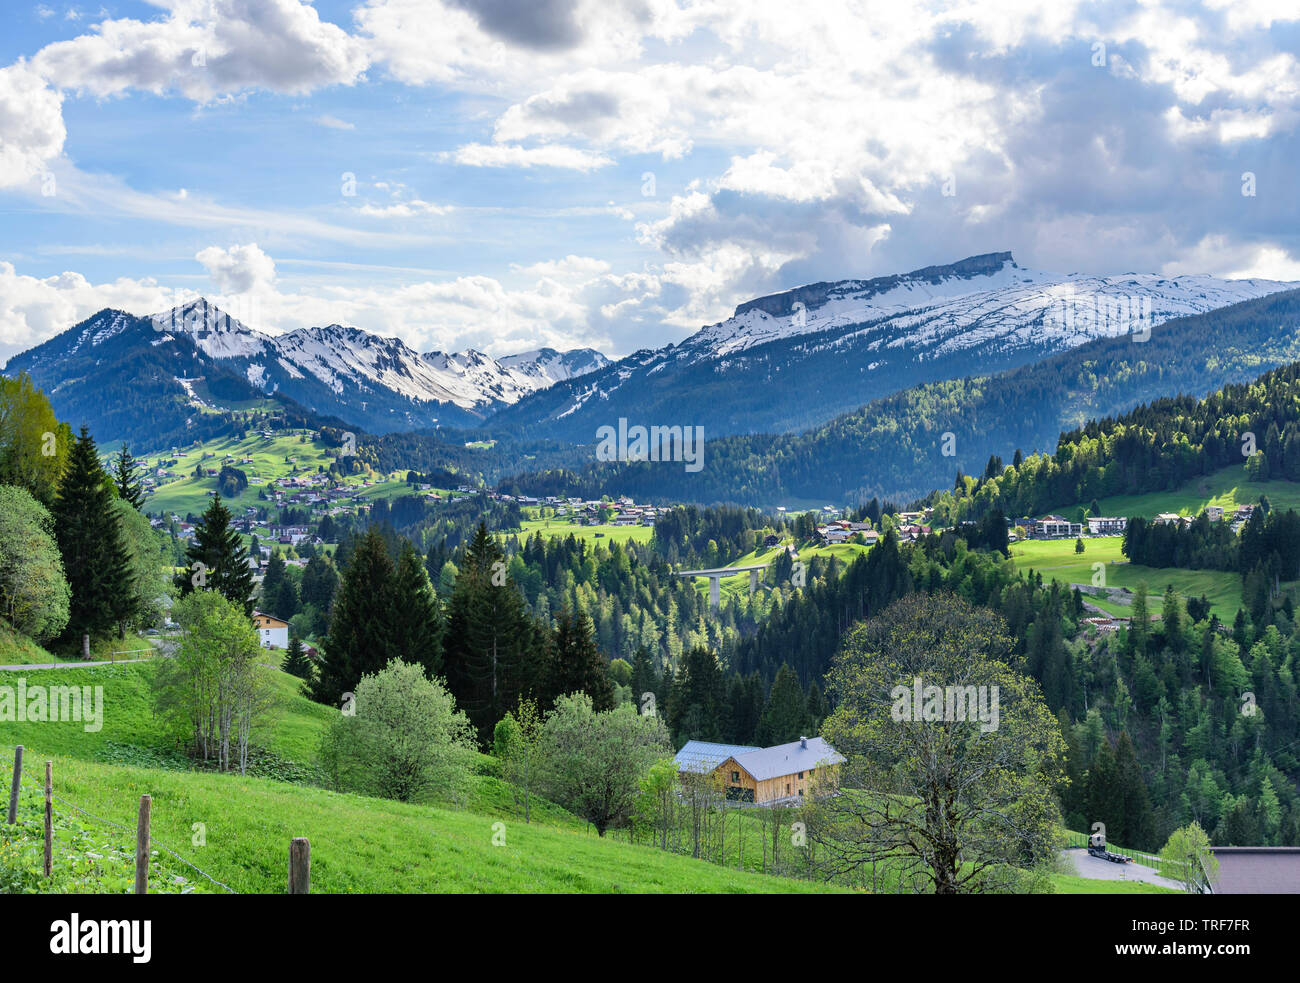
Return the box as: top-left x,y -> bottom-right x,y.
1,0 -> 1299,366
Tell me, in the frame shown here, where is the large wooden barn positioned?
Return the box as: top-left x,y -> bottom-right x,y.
674,737 -> 845,805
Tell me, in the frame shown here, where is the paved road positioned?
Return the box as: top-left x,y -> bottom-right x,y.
1061,848 -> 1184,890
0,635 -> 177,671
0,657 -> 157,671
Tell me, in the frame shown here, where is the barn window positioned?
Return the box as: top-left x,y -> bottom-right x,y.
731,770 -> 739,782
798,771 -> 804,779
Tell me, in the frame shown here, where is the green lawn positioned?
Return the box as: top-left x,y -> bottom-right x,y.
1011,537 -> 1253,620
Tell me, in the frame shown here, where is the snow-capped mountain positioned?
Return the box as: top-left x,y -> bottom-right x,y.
488,251 -> 1300,440
142,298 -> 609,431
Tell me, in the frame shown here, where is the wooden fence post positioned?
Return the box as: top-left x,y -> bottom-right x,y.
43,761 -> 52,878
289,837 -> 310,894
6,745 -> 21,825
134,794 -> 151,895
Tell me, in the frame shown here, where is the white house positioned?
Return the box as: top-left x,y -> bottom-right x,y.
252,611 -> 290,649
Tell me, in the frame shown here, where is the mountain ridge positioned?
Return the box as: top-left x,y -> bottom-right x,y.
485,252 -> 1298,441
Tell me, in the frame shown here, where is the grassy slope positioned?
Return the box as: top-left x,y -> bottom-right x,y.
2,753 -> 842,893
1011,537 -> 1254,620
1090,465 -> 1300,520
141,431 -> 402,516
0,626 -> 69,666
0,660 -> 843,894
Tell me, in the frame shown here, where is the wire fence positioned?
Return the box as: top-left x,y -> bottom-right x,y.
2,744 -> 239,894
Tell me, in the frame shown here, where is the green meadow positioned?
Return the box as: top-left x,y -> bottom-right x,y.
1011,536 -> 1253,620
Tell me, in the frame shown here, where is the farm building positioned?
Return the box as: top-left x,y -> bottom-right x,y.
674,737 -> 845,805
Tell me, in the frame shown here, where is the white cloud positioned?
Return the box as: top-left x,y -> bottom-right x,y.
314,114 -> 354,130
357,199 -> 452,218
441,142 -> 614,171
0,63 -> 66,188
0,262 -> 176,365
196,242 -> 277,293
30,0 -> 368,102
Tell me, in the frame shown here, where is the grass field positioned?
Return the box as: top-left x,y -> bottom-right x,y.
0,658 -> 844,894
1011,537 -> 1254,620
1090,465 -> 1300,520
139,431 -> 401,516
0,656 -> 1161,894
679,539 -> 873,604
518,517 -> 654,546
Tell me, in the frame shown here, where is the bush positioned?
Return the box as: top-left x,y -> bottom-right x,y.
319,660 -> 477,803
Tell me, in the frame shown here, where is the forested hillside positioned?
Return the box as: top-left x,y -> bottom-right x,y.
504,288 -> 1300,506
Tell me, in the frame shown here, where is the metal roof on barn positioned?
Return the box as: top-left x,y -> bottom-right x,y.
674,740 -> 760,774
733,738 -> 845,782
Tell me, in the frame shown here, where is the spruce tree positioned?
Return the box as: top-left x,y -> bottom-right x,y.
176,493 -> 255,616
284,634 -> 313,680
757,663 -> 810,744
1114,731 -> 1157,850
274,576 -> 298,620
312,529 -> 396,706
443,522 -> 535,742
261,552 -> 287,605
629,645 -> 658,710
548,608 -> 614,711
392,541 -> 443,677
51,426 -> 136,642
112,444 -> 146,510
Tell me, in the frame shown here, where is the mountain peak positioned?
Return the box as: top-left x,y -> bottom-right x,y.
732,251 -> 1017,320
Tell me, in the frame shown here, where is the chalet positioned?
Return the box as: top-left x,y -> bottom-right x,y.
252,611 -> 290,649
1153,512 -> 1182,526
1205,505 -> 1225,522
763,534 -> 780,548
674,737 -> 845,805
1087,516 -> 1127,535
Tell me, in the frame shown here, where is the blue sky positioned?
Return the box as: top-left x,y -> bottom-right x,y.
2,1 -> 1299,365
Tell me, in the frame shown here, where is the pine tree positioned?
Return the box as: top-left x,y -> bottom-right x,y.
757,663 -> 810,744
806,680 -> 827,730
274,576 -> 298,620
548,607 -> 614,711
176,493 -> 255,616
443,522 -> 536,742
112,445 -> 146,510
51,427 -> 136,642
629,645 -> 655,701
392,541 -> 443,677
261,552 -> 287,605
1114,731 -> 1157,850
284,634 -> 313,681
312,529 -> 397,707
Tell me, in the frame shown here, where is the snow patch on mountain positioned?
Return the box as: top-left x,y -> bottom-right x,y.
142,300 -> 610,412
